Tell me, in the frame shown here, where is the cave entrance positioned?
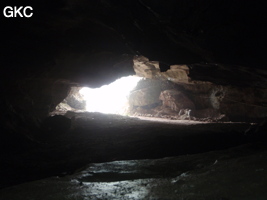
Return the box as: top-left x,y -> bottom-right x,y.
53,75 -> 227,122
54,75 -> 143,115
36,75 -> 256,190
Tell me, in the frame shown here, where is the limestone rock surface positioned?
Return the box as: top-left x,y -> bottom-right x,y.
129,86 -> 161,107
159,89 -> 195,112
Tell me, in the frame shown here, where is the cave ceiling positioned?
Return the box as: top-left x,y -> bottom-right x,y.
1,0 -> 267,87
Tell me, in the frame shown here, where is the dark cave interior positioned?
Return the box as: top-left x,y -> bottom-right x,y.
1,0 -> 267,199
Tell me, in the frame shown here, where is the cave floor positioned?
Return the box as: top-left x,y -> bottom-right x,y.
1,112 -> 266,199
1,144 -> 267,199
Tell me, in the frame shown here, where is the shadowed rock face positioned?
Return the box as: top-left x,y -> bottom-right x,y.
159,90 -> 195,112
1,0 -> 267,168
1,2 -> 267,194
2,1 -> 267,86
2,145 -> 267,200
129,56 -> 267,122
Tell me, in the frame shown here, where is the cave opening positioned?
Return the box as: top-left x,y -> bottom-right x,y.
43,65 -> 259,170
1,0 -> 267,198
55,75 -> 143,115
1,56 -> 266,194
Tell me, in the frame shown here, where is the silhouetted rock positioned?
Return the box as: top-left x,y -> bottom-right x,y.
41,115 -> 71,137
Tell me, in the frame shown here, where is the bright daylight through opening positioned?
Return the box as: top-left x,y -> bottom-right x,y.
79,76 -> 142,115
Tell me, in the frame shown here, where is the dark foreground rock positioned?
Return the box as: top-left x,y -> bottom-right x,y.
1,144 -> 267,200
0,112 -> 253,189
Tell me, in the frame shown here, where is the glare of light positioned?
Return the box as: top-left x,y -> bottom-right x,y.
79,76 -> 142,115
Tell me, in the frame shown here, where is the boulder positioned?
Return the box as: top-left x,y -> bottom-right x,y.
129,86 -> 161,107
133,56 -> 160,78
65,87 -> 86,110
133,56 -> 190,83
160,64 -> 190,83
159,89 -> 195,112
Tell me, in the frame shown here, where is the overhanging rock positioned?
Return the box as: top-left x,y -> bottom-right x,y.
133,56 -> 190,83
132,56 -> 267,122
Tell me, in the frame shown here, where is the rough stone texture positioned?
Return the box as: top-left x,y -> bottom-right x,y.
0,2 -> 267,197
0,111 -> 254,190
181,83 -> 267,121
65,87 -> 86,110
209,86 -> 226,110
153,106 -> 178,118
131,56 -> 267,121
160,64 -> 190,83
133,56 -> 160,79
219,87 -> 267,121
129,65 -> 267,121
129,87 -> 161,107
1,1 -> 267,135
1,144 -> 267,200
133,56 -> 190,83
159,89 -> 195,112
45,55 -> 267,122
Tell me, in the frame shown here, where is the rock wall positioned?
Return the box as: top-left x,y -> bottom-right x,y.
133,56 -> 190,83
0,78 -> 71,149
131,56 -> 267,122
159,90 -> 195,112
